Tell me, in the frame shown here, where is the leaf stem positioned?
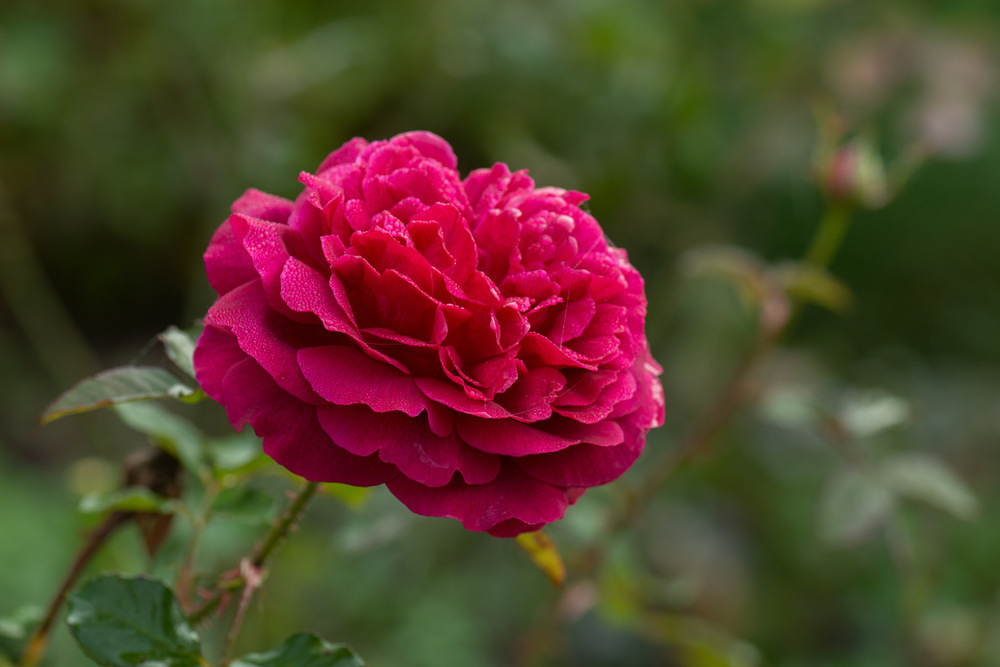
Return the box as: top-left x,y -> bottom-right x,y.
18,512 -> 131,667
804,203 -> 851,269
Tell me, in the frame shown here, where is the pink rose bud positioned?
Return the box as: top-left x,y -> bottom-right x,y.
817,136 -> 889,210
194,132 -> 664,536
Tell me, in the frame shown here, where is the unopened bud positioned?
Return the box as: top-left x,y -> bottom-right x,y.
817,137 -> 889,209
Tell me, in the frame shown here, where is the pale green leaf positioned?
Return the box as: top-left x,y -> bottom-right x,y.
40,367 -> 197,426
78,487 -> 183,516
158,326 -> 200,380
114,402 -> 209,478
775,262 -> 853,312
515,530 -> 566,588
819,467 -> 895,547
880,453 -> 979,520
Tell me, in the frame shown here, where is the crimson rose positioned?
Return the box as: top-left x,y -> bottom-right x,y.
194,132 -> 663,537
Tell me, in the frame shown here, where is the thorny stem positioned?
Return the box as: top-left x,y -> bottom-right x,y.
200,479 -> 320,666
18,512 -> 132,667
176,482 -> 217,612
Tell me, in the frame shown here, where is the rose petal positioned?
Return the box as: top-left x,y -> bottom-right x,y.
387,461 -> 569,534
298,345 -> 428,416
231,189 -> 293,223
220,357 -> 397,485
514,430 -> 644,487
204,280 -> 323,403
204,220 -> 256,296
193,324 -> 250,401
454,414 -> 622,455
317,404 -> 500,487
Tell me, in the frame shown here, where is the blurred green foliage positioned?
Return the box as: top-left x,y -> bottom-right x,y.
2,0 -> 999,665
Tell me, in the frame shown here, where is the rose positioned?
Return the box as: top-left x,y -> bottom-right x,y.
194,131 -> 663,537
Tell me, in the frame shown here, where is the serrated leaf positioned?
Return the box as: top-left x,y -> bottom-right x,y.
158,326 -> 200,380
114,402 -> 208,478
78,487 -> 183,516
775,262 -> 853,312
209,486 -> 276,525
515,530 -> 566,587
40,367 -> 197,426
819,467 -> 895,547
66,574 -> 206,667
230,632 -> 365,667
880,453 -> 979,520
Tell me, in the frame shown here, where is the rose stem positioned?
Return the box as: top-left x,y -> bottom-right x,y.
216,479 -> 320,666
635,202 -> 855,510
18,512 -> 132,667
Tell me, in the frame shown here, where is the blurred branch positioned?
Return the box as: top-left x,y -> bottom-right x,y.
0,179 -> 100,387
17,512 -> 132,667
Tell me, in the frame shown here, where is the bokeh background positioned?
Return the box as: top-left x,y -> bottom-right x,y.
2,1 -> 999,665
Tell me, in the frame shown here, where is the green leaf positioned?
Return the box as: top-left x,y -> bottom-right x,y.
515,530 -> 566,587
114,402 -> 209,479
321,483 -> 372,509
0,605 -> 42,662
775,262 -> 853,313
158,326 -> 200,380
209,486 -> 277,525
679,246 -> 768,307
209,431 -> 271,478
231,632 -> 365,667
79,487 -> 183,516
66,574 -> 206,667
839,390 -> 910,439
40,367 -> 197,426
819,467 -> 895,547
879,453 -> 979,521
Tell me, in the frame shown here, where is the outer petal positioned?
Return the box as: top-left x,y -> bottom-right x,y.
316,404 -> 500,487
193,324 -> 250,401
514,429 -> 644,487
220,357 -> 398,485
386,461 -> 569,534
204,220 -> 256,297
204,280 -> 324,403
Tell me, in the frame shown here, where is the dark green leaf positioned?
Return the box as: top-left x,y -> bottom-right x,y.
158,326 -> 200,380
78,487 -> 183,516
209,486 -> 276,525
114,402 -> 209,479
66,574 -> 205,667
231,632 -> 365,667
40,367 -> 197,426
